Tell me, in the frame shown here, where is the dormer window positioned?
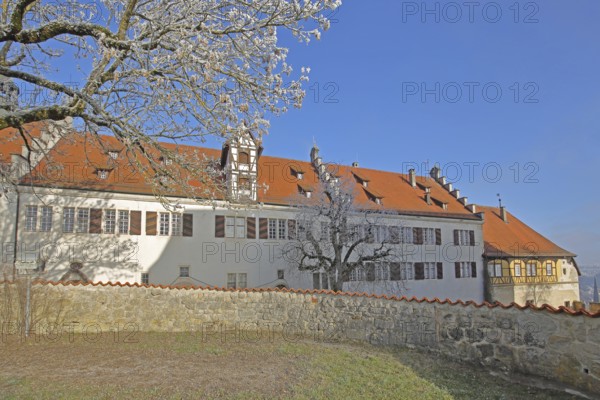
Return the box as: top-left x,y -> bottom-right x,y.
98,170 -> 109,180
298,183 -> 313,198
362,181 -> 368,188
297,172 -> 304,180
108,151 -> 118,160
353,172 -> 370,188
290,166 -> 306,181
159,156 -> 173,166
374,197 -> 382,205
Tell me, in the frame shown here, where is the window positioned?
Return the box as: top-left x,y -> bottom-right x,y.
76,208 -> 90,233
349,267 -> 365,282
456,262 -> 475,278
108,151 -> 119,159
63,207 -> 75,233
401,227 -> 413,244
171,213 -> 182,236
401,263 -> 414,280
238,151 -> 250,165
564,301 -> 571,308
514,261 -> 522,277
268,219 -> 277,239
424,262 -> 437,279
40,206 -> 52,232
423,228 -> 436,245
277,269 -> 285,280
374,226 -> 389,243
179,266 -> 190,277
455,229 -> 474,246
118,210 -> 129,234
98,170 -> 109,180
104,209 -> 116,234
375,263 -> 389,280
227,273 -> 247,289
526,261 -> 537,277
489,261 -> 503,277
159,213 -> 170,236
278,219 -> 287,240
141,273 -> 149,284
225,216 -> 245,238
25,206 -> 38,232
298,222 -> 307,240
313,272 -> 328,289
545,262 -> 553,276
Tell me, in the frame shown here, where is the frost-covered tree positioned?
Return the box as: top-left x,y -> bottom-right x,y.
0,0 -> 341,200
286,159 -> 400,292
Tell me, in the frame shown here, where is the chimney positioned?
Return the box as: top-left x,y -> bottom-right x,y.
500,206 -> 508,223
352,162 -> 359,168
466,204 -> 477,213
425,187 -> 432,205
408,168 -> 416,188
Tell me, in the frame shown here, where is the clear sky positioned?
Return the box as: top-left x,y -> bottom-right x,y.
256,1 -> 600,266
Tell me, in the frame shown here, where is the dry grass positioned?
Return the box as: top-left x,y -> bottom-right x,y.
0,332 -> 581,399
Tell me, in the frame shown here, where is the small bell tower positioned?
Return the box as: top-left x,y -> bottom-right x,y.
221,131 -> 261,202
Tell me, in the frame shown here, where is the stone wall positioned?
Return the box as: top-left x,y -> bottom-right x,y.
1,281 -> 599,396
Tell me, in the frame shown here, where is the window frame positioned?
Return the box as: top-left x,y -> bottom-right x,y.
179,266 -> 190,278
76,208 -> 90,233
118,210 -> 130,234
63,207 -> 75,233
25,205 -> 38,232
104,209 -> 116,234
159,212 -> 170,236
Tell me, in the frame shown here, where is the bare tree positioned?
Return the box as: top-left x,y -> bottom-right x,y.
0,0 -> 341,199
286,160 -> 401,292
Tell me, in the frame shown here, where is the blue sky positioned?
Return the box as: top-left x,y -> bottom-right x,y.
258,1 -> 600,265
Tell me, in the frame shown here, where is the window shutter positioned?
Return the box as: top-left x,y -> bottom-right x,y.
437,262 -> 443,279
366,264 -> 375,282
130,211 -> 141,235
471,262 -> 477,278
89,209 -> 102,234
183,214 -> 193,237
288,220 -> 296,240
414,263 -> 424,280
435,228 -> 442,245
146,212 -> 157,235
455,262 -> 461,278
390,263 -> 401,281
454,230 -> 459,245
416,228 -> 424,245
259,218 -> 268,239
469,230 -> 475,246
215,215 -> 225,238
413,227 -> 419,244
246,217 -> 256,239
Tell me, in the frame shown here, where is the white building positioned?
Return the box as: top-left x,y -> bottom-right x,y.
0,121 -> 577,304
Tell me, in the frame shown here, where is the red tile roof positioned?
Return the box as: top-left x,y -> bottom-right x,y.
1,129 -> 481,219
479,205 -> 575,258
0,121 -> 48,163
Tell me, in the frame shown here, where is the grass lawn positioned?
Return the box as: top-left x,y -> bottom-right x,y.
0,331 -> 580,399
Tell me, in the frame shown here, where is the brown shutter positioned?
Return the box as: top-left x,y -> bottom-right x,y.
288,220 -> 296,240
366,264 -> 375,282
437,262 -> 443,279
246,217 -> 256,239
146,212 -> 157,236
454,230 -> 459,245
414,263 -> 424,280
435,228 -> 442,245
130,211 -> 141,235
469,230 -> 475,246
390,263 -> 401,281
215,215 -> 225,238
471,262 -> 477,278
414,227 -> 423,245
455,262 -> 461,278
183,214 -> 193,237
259,218 -> 268,239
89,209 -> 102,234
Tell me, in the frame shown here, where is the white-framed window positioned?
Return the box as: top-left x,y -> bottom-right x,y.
159,213 -> 170,236
313,272 -> 329,289
278,219 -> 287,240
424,262 -> 437,279
349,267 -> 365,282
118,210 -> 129,234
141,273 -> 149,284
268,219 -> 277,239
401,263 -> 414,280
375,263 -> 389,280
227,273 -> 247,289
526,261 -> 537,277
40,206 -> 52,232
546,262 -> 553,276
456,230 -> 473,245
171,213 -> 183,236
514,261 -> 522,277
179,266 -> 190,277
108,151 -> 119,159
401,227 -> 413,244
104,209 -> 116,234
489,261 -> 503,277
76,208 -> 90,233
25,205 -> 38,232
375,225 -> 390,243
423,228 -> 436,245
98,170 -> 109,180
458,262 -> 472,278
225,216 -> 245,238
63,207 -> 75,233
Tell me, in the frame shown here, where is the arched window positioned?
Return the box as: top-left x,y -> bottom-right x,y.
238,151 -> 250,165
